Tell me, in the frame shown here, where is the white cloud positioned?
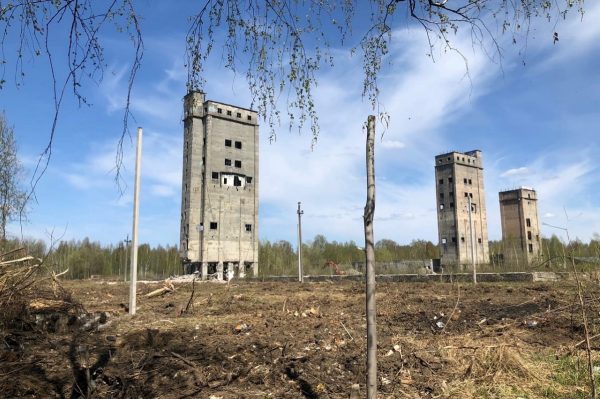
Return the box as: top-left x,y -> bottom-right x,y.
500,166 -> 530,178
381,140 -> 406,150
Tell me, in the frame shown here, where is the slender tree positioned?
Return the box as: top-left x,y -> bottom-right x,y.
0,113 -> 26,243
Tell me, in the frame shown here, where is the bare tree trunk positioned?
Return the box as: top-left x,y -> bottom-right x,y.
364,115 -> 377,399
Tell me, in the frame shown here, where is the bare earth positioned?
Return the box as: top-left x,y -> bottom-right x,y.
2,278 -> 598,398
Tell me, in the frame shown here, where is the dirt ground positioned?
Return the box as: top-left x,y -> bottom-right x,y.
2,278 -> 600,398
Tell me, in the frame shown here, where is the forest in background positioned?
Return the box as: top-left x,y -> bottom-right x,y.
1,234 -> 599,280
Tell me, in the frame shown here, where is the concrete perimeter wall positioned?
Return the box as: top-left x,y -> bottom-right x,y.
251,272 -> 570,283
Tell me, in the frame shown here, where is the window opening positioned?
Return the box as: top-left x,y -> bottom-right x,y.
246,176 -> 253,184
212,172 -> 218,179
439,179 -> 443,184
461,237 -> 465,242
210,222 -> 218,230
227,110 -> 232,116
235,141 -> 242,149
527,231 -> 532,240
528,243 -> 533,253
236,112 -> 242,118
235,160 -> 242,168
234,176 -> 242,187
526,218 -> 531,227
217,108 -> 222,114
225,139 -> 232,147
245,224 -> 252,232
225,159 -> 231,166
247,115 -> 252,121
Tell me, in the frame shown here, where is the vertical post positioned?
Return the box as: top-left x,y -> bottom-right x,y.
297,202 -> 304,282
129,127 -> 143,315
364,115 -> 377,399
468,195 -> 476,284
124,235 -> 131,282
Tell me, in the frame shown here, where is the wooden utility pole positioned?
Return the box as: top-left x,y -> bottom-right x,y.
468,195 -> 477,284
364,115 -> 377,398
297,201 -> 304,283
129,127 -> 143,315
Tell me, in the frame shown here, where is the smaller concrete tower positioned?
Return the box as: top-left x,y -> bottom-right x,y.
499,187 -> 542,264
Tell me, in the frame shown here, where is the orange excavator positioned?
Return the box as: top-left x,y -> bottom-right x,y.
324,260 -> 345,275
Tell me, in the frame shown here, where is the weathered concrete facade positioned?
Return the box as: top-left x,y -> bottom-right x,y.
499,187 -> 542,264
435,150 -> 489,266
180,91 -> 259,279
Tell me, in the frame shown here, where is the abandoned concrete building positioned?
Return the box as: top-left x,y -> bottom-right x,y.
179,91 -> 259,279
499,187 -> 542,264
435,150 -> 490,266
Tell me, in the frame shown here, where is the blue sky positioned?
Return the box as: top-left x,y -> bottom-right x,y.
3,2 -> 600,247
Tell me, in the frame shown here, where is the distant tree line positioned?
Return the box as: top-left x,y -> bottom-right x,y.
1,233 -> 598,279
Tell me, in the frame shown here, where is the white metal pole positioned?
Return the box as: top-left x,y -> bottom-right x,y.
129,127 -> 143,315
297,202 -> 303,283
468,195 -> 476,284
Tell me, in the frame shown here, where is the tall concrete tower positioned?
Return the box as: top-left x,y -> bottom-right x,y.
434,150 -> 489,266
499,187 -> 542,264
180,91 -> 259,280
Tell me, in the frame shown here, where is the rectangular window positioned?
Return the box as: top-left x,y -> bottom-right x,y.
212,172 -> 218,179
247,115 -> 252,121
478,238 -> 482,244
217,108 -> 223,114
464,192 -> 468,197
449,191 -> 454,198
526,218 -> 531,227
439,178 -> 443,184
225,159 -> 232,166
471,203 -> 477,213
469,193 -> 473,198
235,141 -> 242,149
450,202 -> 454,208
463,178 -> 468,184
210,222 -> 218,230
225,139 -> 232,147
234,176 -> 242,186
245,224 -> 252,232
449,177 -> 453,183
468,179 -> 472,184
461,237 -> 465,242
223,177 -> 228,184
452,237 -> 457,243
236,112 -> 242,118
528,243 -> 533,253
227,110 -> 232,116
527,231 -> 532,240
246,176 -> 253,184
234,160 -> 242,168
439,204 -> 444,210
439,193 -> 444,199
442,238 -> 447,244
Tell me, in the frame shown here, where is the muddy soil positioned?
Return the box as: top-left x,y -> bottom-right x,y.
1,279 -> 598,398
